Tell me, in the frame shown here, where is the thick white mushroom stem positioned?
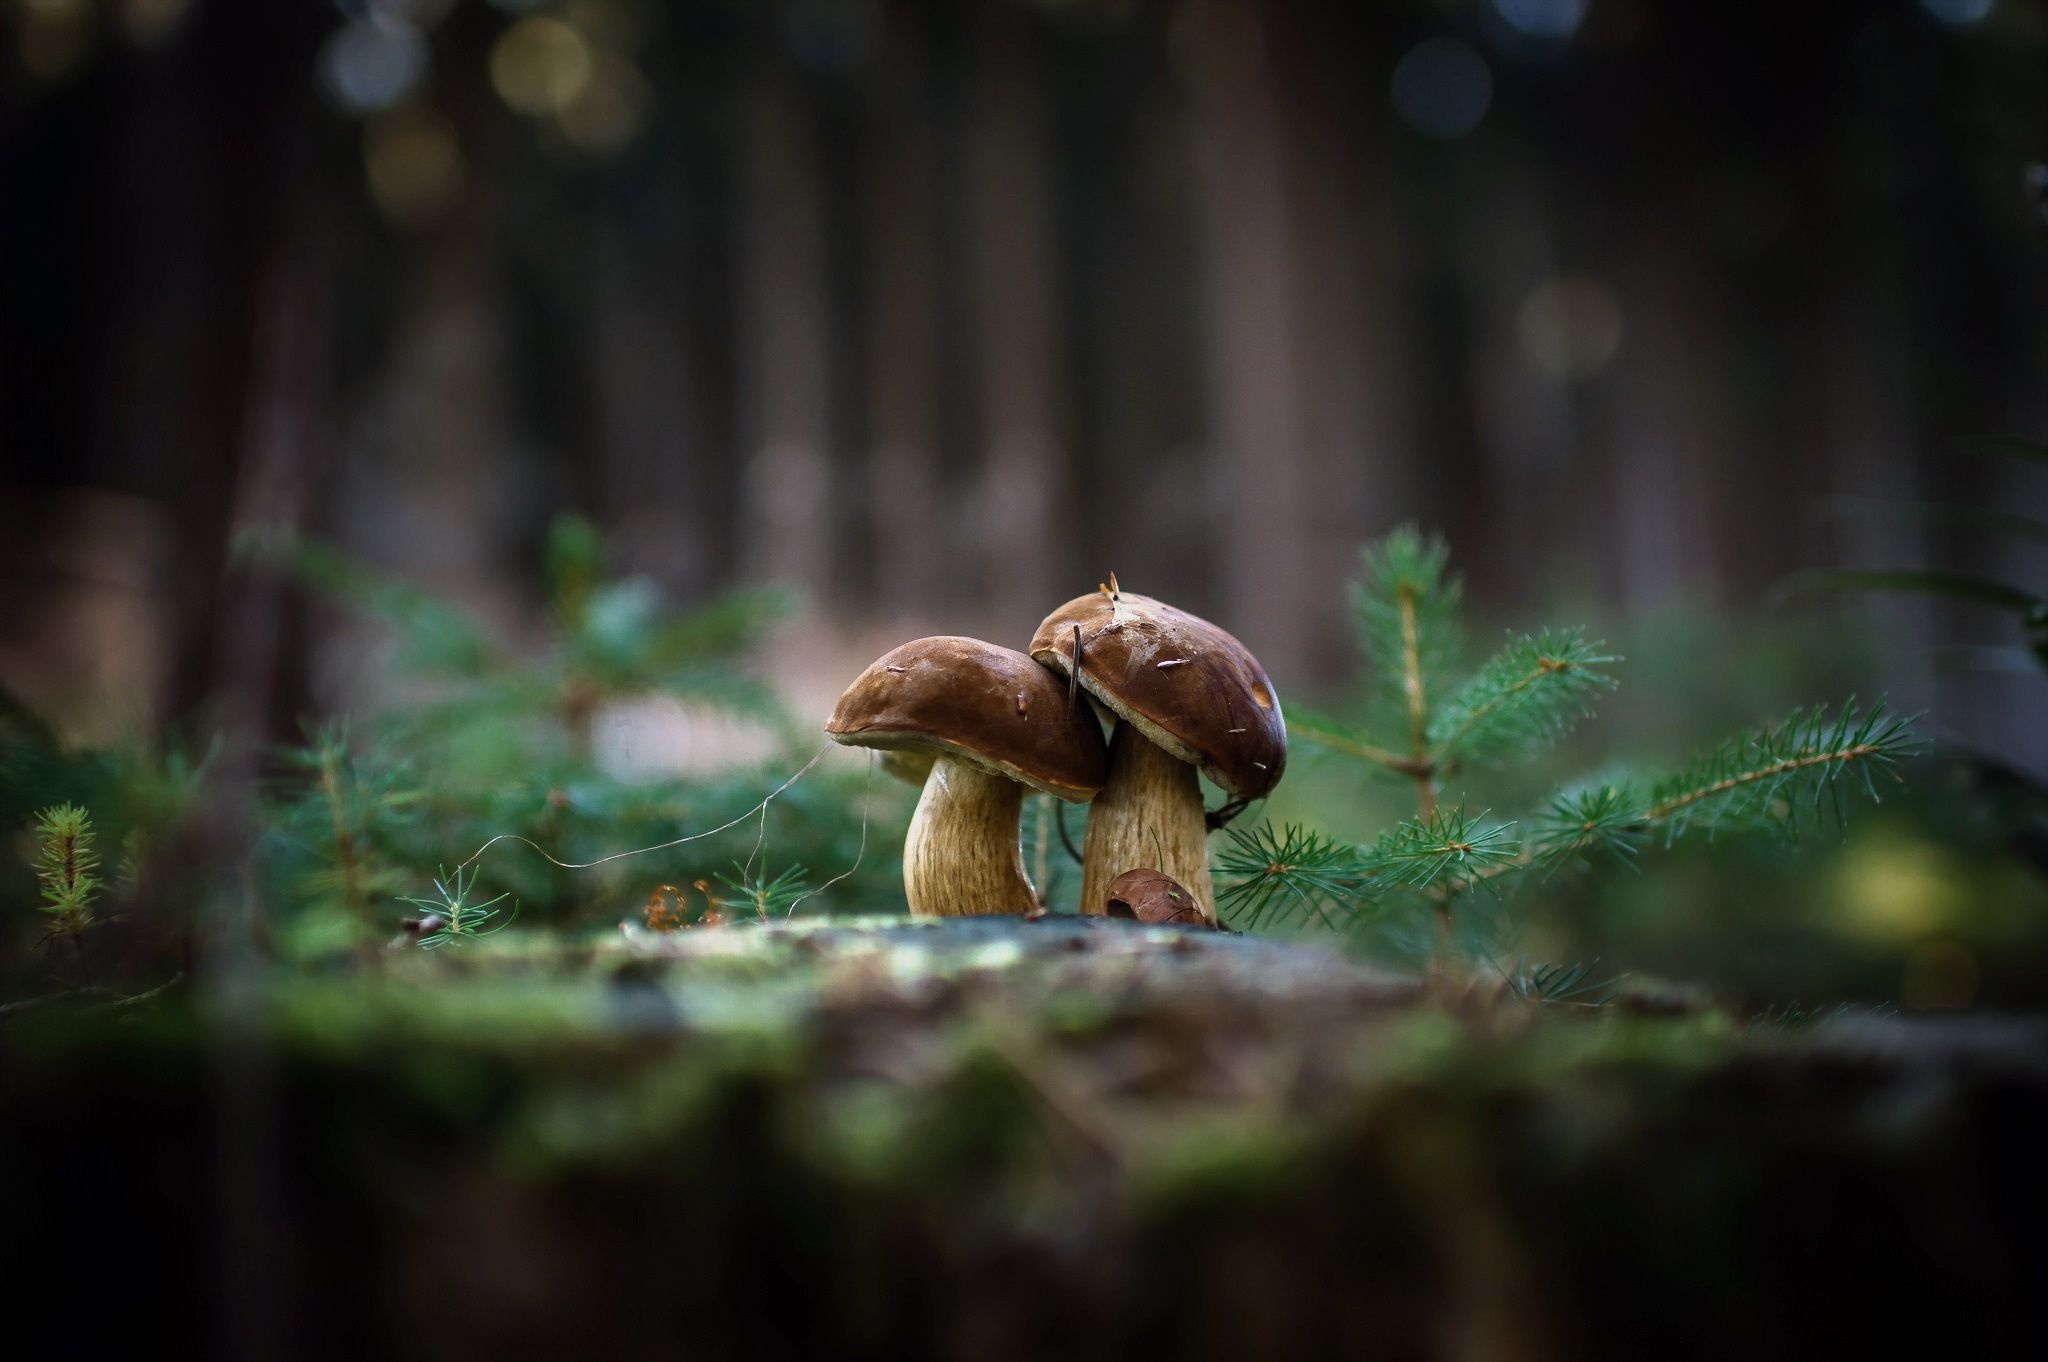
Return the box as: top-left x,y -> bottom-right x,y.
902,755 -> 1039,917
1079,724 -> 1215,923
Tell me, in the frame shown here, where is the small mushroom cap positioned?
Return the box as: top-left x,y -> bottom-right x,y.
826,636 -> 1108,801
1103,868 -> 1208,926
1031,591 -> 1286,800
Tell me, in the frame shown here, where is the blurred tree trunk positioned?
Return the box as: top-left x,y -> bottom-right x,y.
1604,244 -> 1729,613
966,2 -> 1063,629
117,9 -> 337,1361
591,224 -> 715,597
1284,7 -> 1409,679
1459,160 -> 1583,608
1049,20 -> 1212,623
1186,0 -> 1316,680
332,206 -> 524,688
862,17 -> 948,622
737,56 -> 835,603
95,2 -> 330,738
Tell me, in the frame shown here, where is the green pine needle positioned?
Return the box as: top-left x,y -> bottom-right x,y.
1746,999 -> 1895,1032
713,862 -> 813,920
1495,958 -> 1621,1007
1532,782 -> 1650,869
1220,531 -> 1919,957
1286,708 -> 1416,775
1215,822 -> 1369,930
1639,701 -> 1919,842
1362,806 -> 1521,893
1534,703 -> 1918,867
246,532 -> 497,678
399,864 -> 516,950
1429,628 -> 1618,769
34,803 -> 100,936
1353,527 -> 1464,754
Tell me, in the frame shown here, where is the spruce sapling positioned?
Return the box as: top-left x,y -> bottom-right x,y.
1220,528 -> 1920,965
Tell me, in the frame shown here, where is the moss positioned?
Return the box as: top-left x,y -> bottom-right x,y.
1127,1111 -> 1304,1213
7,921 -> 2044,1361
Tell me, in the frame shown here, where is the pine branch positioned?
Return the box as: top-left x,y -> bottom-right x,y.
245,532 -> 497,678
1493,958 -> 1621,1008
544,513 -> 607,631
1217,531 -> 1923,962
1429,627 -> 1617,769
1361,806 -> 1521,893
1286,708 -> 1425,777
1641,702 -> 1918,838
34,803 -> 100,936
1534,704 -> 1918,866
312,727 -> 368,918
1352,528 -> 1462,751
269,725 -> 421,928
1531,782 -> 1650,869
647,585 -> 797,670
1214,822 -> 1369,931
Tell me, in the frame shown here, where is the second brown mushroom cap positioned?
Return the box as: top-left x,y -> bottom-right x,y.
827,635 -> 1105,917
1031,589 -> 1286,924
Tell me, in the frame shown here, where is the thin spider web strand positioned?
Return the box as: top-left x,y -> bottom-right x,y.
451,744 -> 834,873
783,750 -> 875,918
742,781 -> 772,881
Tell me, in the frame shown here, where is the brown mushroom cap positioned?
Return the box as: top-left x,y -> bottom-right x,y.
1030,591 -> 1286,800
1103,868 -> 1208,926
826,636 -> 1108,802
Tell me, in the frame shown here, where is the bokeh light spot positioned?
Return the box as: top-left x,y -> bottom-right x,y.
491,16 -> 594,117
563,0 -> 658,56
1390,38 -> 1493,142
318,19 -> 428,116
1516,275 -> 1623,380
1918,0 -> 1995,27
1491,0 -> 1587,40
364,104 -> 464,231
554,52 -> 651,157
18,0 -> 98,84
1830,840 -> 1969,942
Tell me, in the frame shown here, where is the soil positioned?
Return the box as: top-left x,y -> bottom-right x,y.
5,915 -> 2044,1361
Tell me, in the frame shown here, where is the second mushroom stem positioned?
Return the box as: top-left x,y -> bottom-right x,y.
1079,723 -> 1216,922
903,755 -> 1040,917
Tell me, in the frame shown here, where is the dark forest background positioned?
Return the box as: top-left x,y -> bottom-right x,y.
3,0 -> 2045,771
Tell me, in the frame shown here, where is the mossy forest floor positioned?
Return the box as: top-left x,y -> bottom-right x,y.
8,916 -> 2047,1360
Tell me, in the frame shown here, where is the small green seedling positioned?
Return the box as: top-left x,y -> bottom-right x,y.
34,803 -> 100,939
399,864 -> 516,949
713,862 -> 814,921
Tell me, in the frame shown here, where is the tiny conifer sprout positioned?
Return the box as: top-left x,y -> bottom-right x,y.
34,803 -> 101,938
826,637 -> 1107,917
1032,586 -> 1286,925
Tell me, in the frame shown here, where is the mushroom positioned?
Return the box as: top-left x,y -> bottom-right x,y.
877,749 -> 936,787
826,636 -> 1107,917
1103,868 -> 1207,926
1030,588 -> 1286,924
